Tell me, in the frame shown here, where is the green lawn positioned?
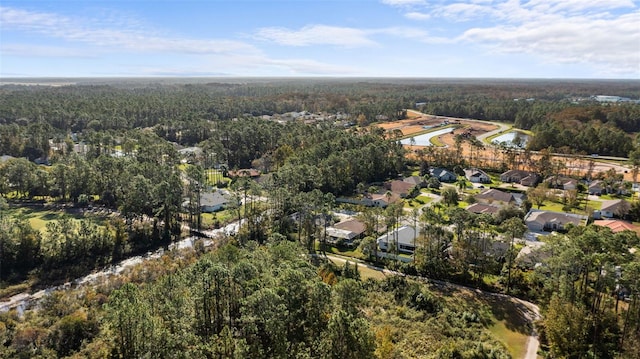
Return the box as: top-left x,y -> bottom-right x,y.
327,257 -> 387,280
535,199 -> 599,215
404,195 -> 432,208
205,170 -> 232,187
483,125 -> 516,144
483,295 -> 532,359
5,206 -> 109,233
429,136 -> 446,146
326,246 -> 363,259
201,209 -> 237,229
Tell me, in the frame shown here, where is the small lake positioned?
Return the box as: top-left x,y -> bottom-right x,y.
400,127 -> 454,146
491,131 -> 529,148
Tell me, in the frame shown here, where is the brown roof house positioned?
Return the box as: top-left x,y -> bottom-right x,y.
228,168 -> 261,178
384,180 -> 416,198
594,219 -> 640,234
500,170 -> 539,187
337,191 -> 401,208
466,203 -> 501,215
403,176 -> 426,188
525,210 -> 588,233
326,219 -> 367,247
544,176 -> 577,190
475,189 -> 515,206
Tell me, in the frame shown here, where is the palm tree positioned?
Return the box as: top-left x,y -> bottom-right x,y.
456,176 -> 468,194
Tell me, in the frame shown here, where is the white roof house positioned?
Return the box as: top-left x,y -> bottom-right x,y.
524,210 -> 588,233
377,225 -> 419,254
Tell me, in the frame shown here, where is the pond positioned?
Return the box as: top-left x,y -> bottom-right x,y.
400,127 -> 454,146
491,131 -> 529,148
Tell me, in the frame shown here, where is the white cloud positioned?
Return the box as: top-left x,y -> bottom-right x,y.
404,11 -> 431,20
461,10 -> 640,75
524,0 -> 636,14
373,27 -> 430,38
1,44 -> 96,58
0,5 -> 361,77
0,6 -> 258,55
381,0 -> 426,6
379,0 -> 640,75
255,25 -> 431,47
255,25 -> 376,47
435,3 -> 495,21
264,58 -> 360,75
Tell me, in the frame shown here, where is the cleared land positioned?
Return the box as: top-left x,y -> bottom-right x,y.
4,205 -> 111,232
377,111 -> 633,181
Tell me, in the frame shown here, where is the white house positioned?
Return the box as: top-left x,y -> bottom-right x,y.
464,168 -> 491,184
183,190 -> 233,213
595,199 -> 630,219
524,210 -> 588,232
377,225 -> 419,254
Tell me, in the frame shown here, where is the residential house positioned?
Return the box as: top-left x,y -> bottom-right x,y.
186,190 -> 233,213
475,189 -> 515,206
325,219 -> 366,247
464,168 -> 491,183
228,168 -> 261,178
524,210 -> 588,232
370,192 -> 401,207
336,191 -> 400,208
594,219 -> 638,233
403,176 -> 425,188
544,176 -> 577,190
430,167 -> 457,183
377,225 -> 419,254
384,180 -> 416,198
520,175 -> 539,187
596,199 -> 630,219
500,169 -> 539,187
465,203 -> 501,215
593,219 -> 640,234
588,180 -> 604,195
516,242 -> 550,268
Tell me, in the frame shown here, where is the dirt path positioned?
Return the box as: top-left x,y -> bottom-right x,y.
516,297 -> 541,359
321,253 -> 541,358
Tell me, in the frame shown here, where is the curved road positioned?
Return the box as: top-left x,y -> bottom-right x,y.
406,109 -> 511,145
321,253 -> 540,359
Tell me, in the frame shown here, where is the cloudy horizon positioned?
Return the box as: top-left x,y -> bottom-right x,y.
1,0 -> 639,79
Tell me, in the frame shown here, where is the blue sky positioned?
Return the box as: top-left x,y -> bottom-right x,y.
1,0 -> 639,78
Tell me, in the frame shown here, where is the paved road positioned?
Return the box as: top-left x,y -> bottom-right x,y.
475,121 -> 511,143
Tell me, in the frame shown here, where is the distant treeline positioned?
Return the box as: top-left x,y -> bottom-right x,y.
0,79 -> 639,157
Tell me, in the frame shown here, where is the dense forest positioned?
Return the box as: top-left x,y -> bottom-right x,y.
1,79 -> 640,157
1,79 -> 640,358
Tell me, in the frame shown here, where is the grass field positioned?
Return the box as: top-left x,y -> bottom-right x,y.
536,198 -> 600,214
404,195 -> 432,208
327,257 -> 388,280
436,284 -> 533,358
5,206 -> 110,232
484,295 -> 532,358
201,209 -> 237,229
